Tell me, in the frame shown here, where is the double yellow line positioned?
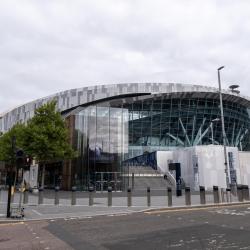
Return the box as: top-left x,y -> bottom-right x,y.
0,221 -> 25,227
145,203 -> 250,215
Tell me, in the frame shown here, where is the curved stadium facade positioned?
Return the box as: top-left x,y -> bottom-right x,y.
1,83 -> 250,190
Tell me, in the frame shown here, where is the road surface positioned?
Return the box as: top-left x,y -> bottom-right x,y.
1,204 -> 250,249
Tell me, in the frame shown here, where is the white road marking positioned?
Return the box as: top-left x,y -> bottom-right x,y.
211,208 -> 249,216
32,209 -> 42,216
106,213 -> 128,217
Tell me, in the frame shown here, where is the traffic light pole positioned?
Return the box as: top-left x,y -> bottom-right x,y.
7,136 -> 16,218
18,168 -> 24,211
6,175 -> 12,218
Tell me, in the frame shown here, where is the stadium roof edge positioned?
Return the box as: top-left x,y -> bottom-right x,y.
1,82 -> 250,119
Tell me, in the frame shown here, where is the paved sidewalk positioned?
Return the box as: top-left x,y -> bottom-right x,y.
0,221 -> 73,249
0,189 -> 242,221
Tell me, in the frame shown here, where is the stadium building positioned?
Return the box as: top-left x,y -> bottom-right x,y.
1,83 -> 250,191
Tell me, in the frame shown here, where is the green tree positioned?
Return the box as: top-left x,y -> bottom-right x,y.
0,124 -> 26,187
0,123 -> 26,164
22,100 -> 76,188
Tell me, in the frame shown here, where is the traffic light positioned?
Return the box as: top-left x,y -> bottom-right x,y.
16,149 -> 24,167
16,149 -> 24,158
15,149 -> 32,170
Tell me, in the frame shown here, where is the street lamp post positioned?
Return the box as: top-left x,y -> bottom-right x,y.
217,66 -> 230,188
210,118 -> 220,144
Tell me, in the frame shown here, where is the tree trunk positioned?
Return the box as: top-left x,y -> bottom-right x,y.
41,164 -> 45,189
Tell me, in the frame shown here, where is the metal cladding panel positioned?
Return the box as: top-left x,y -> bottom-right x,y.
1,82 -> 250,132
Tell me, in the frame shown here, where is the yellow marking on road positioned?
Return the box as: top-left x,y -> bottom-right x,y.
145,204 -> 250,215
0,221 -> 24,226
145,207 -> 213,214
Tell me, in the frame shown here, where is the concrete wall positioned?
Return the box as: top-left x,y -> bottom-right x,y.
156,145 -> 243,190
239,151 -> 250,185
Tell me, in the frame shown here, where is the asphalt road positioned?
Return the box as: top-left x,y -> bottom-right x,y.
1,204 -> 250,249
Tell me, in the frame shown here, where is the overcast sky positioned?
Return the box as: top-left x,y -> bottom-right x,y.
0,0 -> 250,113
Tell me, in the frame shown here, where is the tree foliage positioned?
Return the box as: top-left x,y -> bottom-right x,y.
22,100 -> 76,164
0,100 -> 76,166
0,123 -> 26,164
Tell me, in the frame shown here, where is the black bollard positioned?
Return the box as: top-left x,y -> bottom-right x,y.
168,187 -> 172,207
127,187 -> 132,207
237,185 -> 243,202
71,186 -> 77,205
147,187 -> 151,207
185,187 -> 191,206
245,185 -> 249,201
242,185 -> 246,201
221,188 -> 226,203
226,188 -> 231,203
38,187 -> 44,205
23,189 -> 29,204
108,186 -> 112,207
89,186 -> 94,206
242,185 -> 249,201
176,181 -> 182,197
54,186 -> 60,205
199,186 -> 206,205
213,186 -> 219,204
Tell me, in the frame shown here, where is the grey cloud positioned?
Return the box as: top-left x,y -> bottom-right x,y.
1,0 -> 250,113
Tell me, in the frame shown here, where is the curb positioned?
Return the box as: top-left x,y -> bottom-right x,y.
1,201 -> 250,223
143,201 -> 250,213
0,209 -> 138,223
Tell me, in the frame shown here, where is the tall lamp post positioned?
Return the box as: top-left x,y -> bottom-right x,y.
210,118 -> 220,144
217,66 -> 230,188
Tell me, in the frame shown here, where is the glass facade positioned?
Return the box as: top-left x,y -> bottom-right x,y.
124,96 -> 250,158
72,94 -> 250,190
73,105 -> 128,190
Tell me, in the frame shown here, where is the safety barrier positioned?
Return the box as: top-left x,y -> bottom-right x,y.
5,184 -> 249,208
